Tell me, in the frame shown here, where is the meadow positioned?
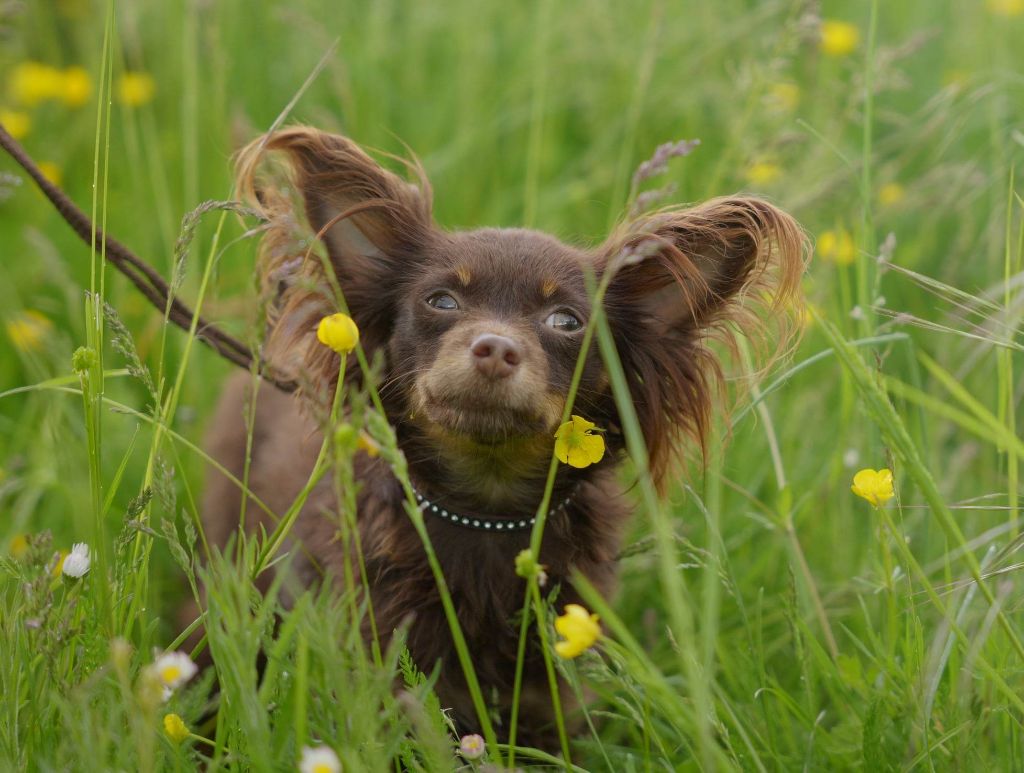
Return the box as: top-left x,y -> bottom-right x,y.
2,0 -> 1024,770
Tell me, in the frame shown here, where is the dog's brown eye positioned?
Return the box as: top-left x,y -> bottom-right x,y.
427,292 -> 459,310
545,310 -> 582,332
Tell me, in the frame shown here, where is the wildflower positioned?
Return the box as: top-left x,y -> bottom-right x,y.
6,309 -> 54,352
851,468 -> 895,508
988,0 -> 1024,16
819,20 -> 860,57
817,229 -> 856,266
61,542 -> 90,578
38,161 -> 62,186
766,82 -> 800,113
316,313 -> 360,354
117,72 -> 156,106
9,534 -> 29,559
745,161 -> 781,186
299,745 -> 341,773
356,430 -> 380,458
152,651 -> 198,691
553,415 -> 605,469
51,549 -> 68,577
878,182 -> 905,207
459,733 -> 486,760
554,603 -> 601,659
0,109 -> 32,140
163,713 -> 190,744
9,62 -> 63,106
61,66 -> 92,108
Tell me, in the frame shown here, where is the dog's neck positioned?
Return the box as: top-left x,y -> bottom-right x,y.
398,420 -> 579,516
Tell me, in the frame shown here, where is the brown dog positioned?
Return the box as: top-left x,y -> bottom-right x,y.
200,127 -> 806,748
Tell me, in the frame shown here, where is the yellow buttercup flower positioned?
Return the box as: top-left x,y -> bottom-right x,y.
61,66 -> 92,108
820,20 -> 860,57
9,534 -> 29,559
817,229 -> 856,266
554,415 -> 605,469
851,468 -> 895,508
0,110 -> 31,140
554,604 -> 601,659
163,713 -> 190,744
766,82 -> 800,113
357,430 -> 380,457
6,310 -> 54,352
51,549 -> 69,577
9,62 -> 64,106
988,0 -> 1024,16
746,161 -> 781,186
879,182 -> 905,207
117,72 -> 156,106
37,162 -> 62,187
316,313 -> 360,354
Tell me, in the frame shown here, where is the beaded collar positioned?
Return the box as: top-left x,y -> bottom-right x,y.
411,483 -> 577,532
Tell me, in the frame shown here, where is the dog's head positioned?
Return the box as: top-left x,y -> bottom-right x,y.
238,128 -> 806,490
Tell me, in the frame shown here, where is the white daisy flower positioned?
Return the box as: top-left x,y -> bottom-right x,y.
152,651 -> 198,691
61,542 -> 90,578
299,745 -> 341,773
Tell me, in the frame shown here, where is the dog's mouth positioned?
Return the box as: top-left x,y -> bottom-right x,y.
420,390 -> 553,444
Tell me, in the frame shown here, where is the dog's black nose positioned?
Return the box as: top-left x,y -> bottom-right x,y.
470,334 -> 521,379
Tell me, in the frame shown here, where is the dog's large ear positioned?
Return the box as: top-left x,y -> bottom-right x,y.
599,196 -> 807,486
236,127 -> 435,389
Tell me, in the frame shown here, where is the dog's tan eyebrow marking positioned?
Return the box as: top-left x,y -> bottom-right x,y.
455,265 -> 472,286
541,278 -> 558,298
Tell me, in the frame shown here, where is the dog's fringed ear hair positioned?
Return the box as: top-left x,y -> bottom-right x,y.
235,127 -> 435,390
600,196 -> 807,487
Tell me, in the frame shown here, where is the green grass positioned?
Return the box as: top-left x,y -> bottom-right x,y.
3,0 -> 1024,769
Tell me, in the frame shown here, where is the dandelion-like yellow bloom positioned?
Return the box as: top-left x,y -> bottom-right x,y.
9,534 -> 29,559
316,313 -> 360,354
357,430 -> 380,457
554,603 -> 601,659
851,468 -> 895,508
9,62 -> 64,106
38,162 -> 62,187
6,310 -> 54,352
817,229 -> 856,266
51,549 -> 69,577
0,109 -> 32,140
117,72 -> 156,107
746,161 -> 781,186
878,182 -> 905,207
554,415 -> 605,469
820,20 -> 860,57
61,66 -> 92,108
163,713 -> 190,744
988,0 -> 1024,16
766,82 -> 800,113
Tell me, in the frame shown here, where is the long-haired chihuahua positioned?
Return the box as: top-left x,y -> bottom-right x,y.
199,127 -> 806,748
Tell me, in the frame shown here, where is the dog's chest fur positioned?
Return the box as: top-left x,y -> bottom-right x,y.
202,371 -> 627,740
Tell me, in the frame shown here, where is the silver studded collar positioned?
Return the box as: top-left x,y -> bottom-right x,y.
411,483 -> 577,532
